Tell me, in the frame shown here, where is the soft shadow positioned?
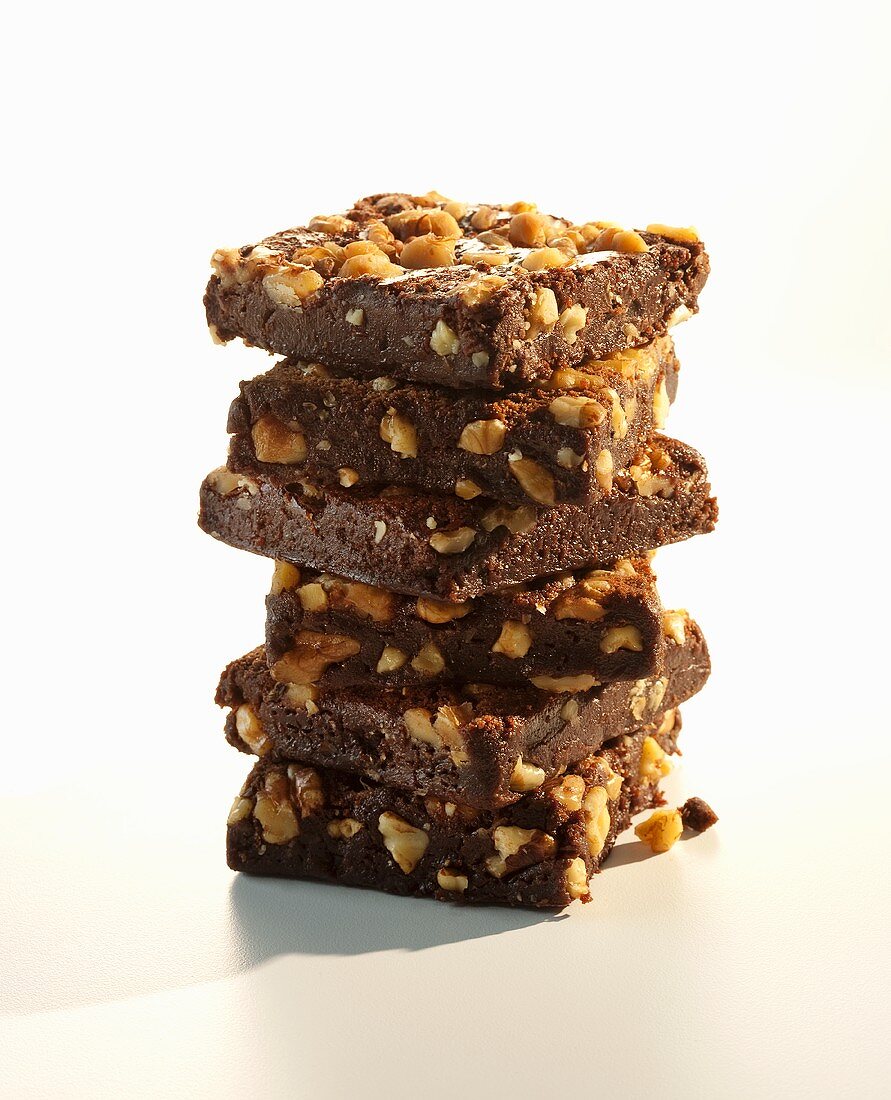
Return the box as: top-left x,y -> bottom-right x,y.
227,873 -> 562,963
607,829 -> 716,869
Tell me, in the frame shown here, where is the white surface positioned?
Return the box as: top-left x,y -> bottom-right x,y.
3,1 -> 890,1096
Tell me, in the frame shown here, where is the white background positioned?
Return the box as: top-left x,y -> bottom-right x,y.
2,1 -> 890,1096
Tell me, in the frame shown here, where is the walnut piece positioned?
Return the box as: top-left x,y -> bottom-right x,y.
509,756 -> 546,792
486,825 -> 556,877
639,735 -> 672,782
251,415 -> 307,464
652,377 -> 670,430
263,267 -> 325,307
458,418 -> 506,455
531,673 -> 598,692
584,786 -> 611,857
662,610 -> 687,645
416,596 -> 471,623
455,478 -> 483,500
253,771 -> 300,844
377,646 -> 408,674
287,764 -> 325,815
509,211 -> 549,247
235,704 -> 269,755
521,247 -> 572,271
227,796 -> 252,826
297,582 -> 328,613
327,818 -> 364,839
635,808 -> 683,853
480,504 -> 538,535
430,527 -> 476,554
591,448 -> 612,494
411,642 -> 445,676
378,811 -> 429,873
400,233 -> 457,269
646,223 -> 699,243
558,304 -> 588,345
338,467 -> 359,487
334,579 -> 394,622
271,561 -> 301,595
379,408 -> 418,459
491,621 -> 533,659
548,394 -> 606,428
437,868 -> 469,893
551,774 -> 586,812
564,857 -> 589,901
525,287 -> 559,340
599,625 -> 644,654
430,320 -> 460,357
272,630 -> 361,684
508,454 -> 556,506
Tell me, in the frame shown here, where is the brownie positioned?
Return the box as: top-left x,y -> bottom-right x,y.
226,720 -> 677,909
226,337 -> 679,507
216,615 -> 709,809
199,435 -> 717,600
264,557 -> 665,690
205,191 -> 708,390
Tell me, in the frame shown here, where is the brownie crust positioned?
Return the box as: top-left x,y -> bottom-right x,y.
216,617 -> 709,809
199,435 -> 717,600
205,192 -> 709,391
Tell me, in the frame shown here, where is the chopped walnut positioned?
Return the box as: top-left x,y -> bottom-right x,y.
639,736 -> 672,783
345,308 -> 365,326
327,818 -> 364,839
272,630 -> 361,684
455,478 -> 483,500
430,527 -> 476,554
548,394 -> 606,428
551,774 -> 586,812
652,377 -> 670,430
508,454 -> 556,506
338,467 -> 359,487
480,504 -> 538,535
376,646 -> 408,674
558,304 -> 588,345
287,764 -> 325,815
552,586 -> 608,623
531,673 -> 598,692
297,582 -> 328,613
253,771 -> 300,844
646,223 -> 699,243
416,596 -> 471,623
592,227 -> 649,254
599,625 -> 644,654
227,796 -> 252,826
251,415 -> 307,464
379,408 -> 418,459
400,233 -> 458,269
564,857 -> 589,901
235,704 -> 269,755
386,207 -> 462,241
334,579 -> 394,622
436,867 -> 469,893
635,808 -> 683,853
584,786 -> 611,857
662,610 -> 687,645
373,520 -> 387,544
595,448 -> 613,493
485,825 -> 556,878
458,418 -> 507,455
411,642 -> 446,676
430,319 -> 460,356
521,247 -> 572,271
378,812 -> 429,873
491,621 -> 533,659
509,757 -> 546,792
270,561 -> 301,595
525,287 -> 559,340
263,267 -> 325,307
508,211 -> 549,247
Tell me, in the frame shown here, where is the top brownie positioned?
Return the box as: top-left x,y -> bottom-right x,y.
205,191 -> 709,391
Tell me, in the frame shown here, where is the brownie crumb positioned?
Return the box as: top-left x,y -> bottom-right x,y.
681,796 -> 718,832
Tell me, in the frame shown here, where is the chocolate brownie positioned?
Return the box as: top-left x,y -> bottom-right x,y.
205,191 -> 708,390
199,435 -> 717,600
226,720 -> 677,909
226,337 -> 679,507
216,615 -> 708,809
264,557 -> 665,690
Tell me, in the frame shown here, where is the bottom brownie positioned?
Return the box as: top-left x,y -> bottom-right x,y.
226,713 -> 680,909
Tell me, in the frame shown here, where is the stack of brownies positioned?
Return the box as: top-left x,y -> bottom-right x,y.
199,191 -> 717,908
